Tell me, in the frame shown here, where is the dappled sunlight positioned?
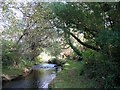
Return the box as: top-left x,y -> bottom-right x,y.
64,68 -> 69,70
2,1 -> 120,88
38,52 -> 54,62
64,63 -> 70,66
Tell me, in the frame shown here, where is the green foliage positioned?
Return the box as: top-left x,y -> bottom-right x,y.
2,66 -> 23,76
1,2 -> 120,88
47,41 -> 62,58
48,58 -> 66,66
2,40 -> 34,67
82,50 -> 120,88
18,59 -> 34,69
2,59 -> 34,76
34,56 -> 42,64
2,40 -> 21,66
50,2 -> 120,88
96,30 -> 120,60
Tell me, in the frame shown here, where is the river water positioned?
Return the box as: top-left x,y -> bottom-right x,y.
2,64 -> 58,89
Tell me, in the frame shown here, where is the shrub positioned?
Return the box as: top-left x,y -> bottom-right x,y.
18,59 -> 34,69
82,50 -> 120,88
2,40 -> 21,66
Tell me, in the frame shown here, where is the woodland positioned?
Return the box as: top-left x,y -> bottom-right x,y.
1,1 -> 120,88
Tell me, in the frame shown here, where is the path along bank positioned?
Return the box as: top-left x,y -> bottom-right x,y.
49,60 -> 99,88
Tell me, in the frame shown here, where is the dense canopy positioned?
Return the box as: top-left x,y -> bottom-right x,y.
1,1 -> 120,88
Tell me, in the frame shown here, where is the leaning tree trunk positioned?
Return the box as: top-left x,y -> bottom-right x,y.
64,30 -> 82,58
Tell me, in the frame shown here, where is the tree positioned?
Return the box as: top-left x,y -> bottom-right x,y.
49,2 -> 120,87
1,1 -> 62,66
50,2 -> 120,55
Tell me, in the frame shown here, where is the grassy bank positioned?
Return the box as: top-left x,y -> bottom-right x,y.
49,60 -> 98,88
2,66 -> 23,76
2,60 -> 35,80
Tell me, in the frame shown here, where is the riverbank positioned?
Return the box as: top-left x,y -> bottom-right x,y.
2,66 -> 32,83
49,60 -> 99,88
2,63 -> 57,88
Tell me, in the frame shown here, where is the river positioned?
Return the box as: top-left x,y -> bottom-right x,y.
2,63 -> 59,89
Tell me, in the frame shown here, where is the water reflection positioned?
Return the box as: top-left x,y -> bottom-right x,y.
2,64 -> 56,89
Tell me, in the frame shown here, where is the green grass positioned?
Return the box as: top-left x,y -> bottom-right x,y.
49,60 -> 98,88
2,66 -> 23,76
2,60 -> 35,77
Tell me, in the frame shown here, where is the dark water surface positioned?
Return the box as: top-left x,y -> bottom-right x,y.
2,64 -> 57,89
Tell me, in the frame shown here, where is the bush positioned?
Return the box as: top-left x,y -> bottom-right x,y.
82,50 -> 120,88
18,59 -> 34,69
2,40 -> 21,66
95,30 -> 120,62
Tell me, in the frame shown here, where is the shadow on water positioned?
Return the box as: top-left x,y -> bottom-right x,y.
2,64 -> 58,90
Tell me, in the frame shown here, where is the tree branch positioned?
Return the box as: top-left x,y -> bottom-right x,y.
54,21 -> 100,51
16,20 -> 37,45
68,31 -> 100,51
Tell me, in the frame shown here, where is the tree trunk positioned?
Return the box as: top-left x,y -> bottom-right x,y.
64,31 -> 82,57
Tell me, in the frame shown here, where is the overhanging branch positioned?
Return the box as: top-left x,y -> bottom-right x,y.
16,20 -> 37,45
68,31 -> 100,51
